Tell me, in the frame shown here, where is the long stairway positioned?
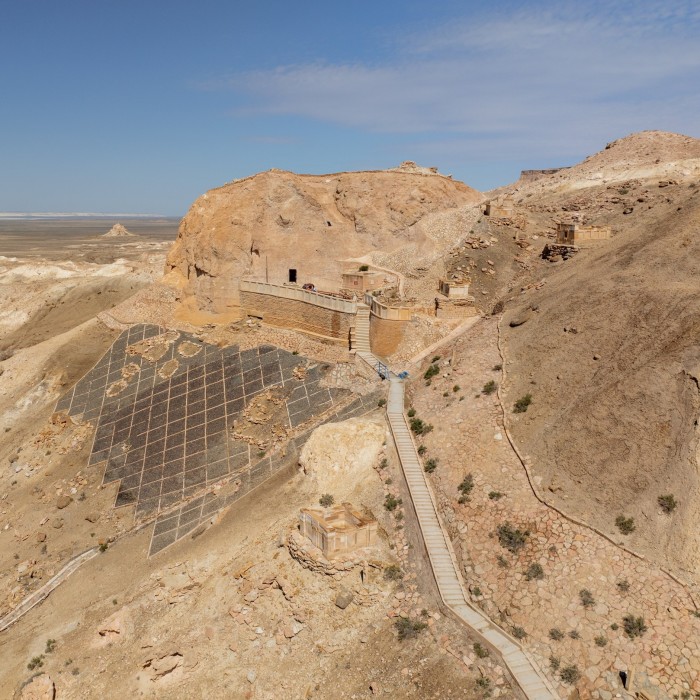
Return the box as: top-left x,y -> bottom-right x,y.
353,303 -> 371,353
385,377 -> 557,698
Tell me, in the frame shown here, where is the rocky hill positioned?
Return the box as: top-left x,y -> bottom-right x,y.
499,131 -> 700,578
165,167 -> 482,316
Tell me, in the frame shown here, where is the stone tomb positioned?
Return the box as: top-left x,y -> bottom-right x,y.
299,503 -> 377,558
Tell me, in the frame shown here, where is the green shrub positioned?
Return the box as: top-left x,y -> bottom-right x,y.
579,588 -> 595,608
658,494 -> 678,513
616,579 -> 630,593
512,626 -> 527,640
594,635 -> 608,647
497,522 -> 529,553
615,515 -> 635,535
488,491 -> 504,500
549,628 -> 564,641
384,494 -> 402,511
45,639 -> 56,654
27,655 -> 44,670
458,474 -> 474,496
610,622 -> 619,631
513,394 -> 532,413
377,398 -> 386,407
473,642 -> 489,658
496,554 -> 509,568
492,363 -> 502,371
569,630 -> 580,639
525,563 -> 544,581
453,385 -> 460,392
319,494 -> 334,507
395,616 -> 427,640
560,665 -> 581,685
549,655 -> 560,671
482,380 -> 497,395
622,614 -> 647,638
424,364 -> 440,380
380,458 -> 388,469
410,417 -> 433,435
424,458 -> 438,474
417,444 -> 427,456
407,408 -> 416,417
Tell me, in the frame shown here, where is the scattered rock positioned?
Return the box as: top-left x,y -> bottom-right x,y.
334,589 -> 354,609
246,670 -> 257,684
51,518 -> 64,529
56,495 -> 72,509
19,674 -> 55,700
509,311 -> 532,327
85,512 -> 100,523
36,532 -> 47,543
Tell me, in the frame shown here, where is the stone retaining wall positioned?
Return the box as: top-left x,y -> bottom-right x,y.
369,315 -> 409,357
240,289 -> 355,344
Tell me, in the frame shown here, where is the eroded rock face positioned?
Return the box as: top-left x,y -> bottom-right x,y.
165,168 -> 481,314
19,674 -> 54,700
299,416 -> 386,500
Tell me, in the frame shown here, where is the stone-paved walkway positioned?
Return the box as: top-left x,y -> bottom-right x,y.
410,317 -> 700,699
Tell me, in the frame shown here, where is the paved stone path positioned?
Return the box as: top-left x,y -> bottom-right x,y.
353,309 -> 558,699
0,547 -> 99,632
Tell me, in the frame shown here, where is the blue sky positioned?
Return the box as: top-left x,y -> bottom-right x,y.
1,0 -> 699,215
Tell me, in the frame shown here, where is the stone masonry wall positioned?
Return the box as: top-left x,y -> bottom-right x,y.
369,315 -> 408,357
241,290 -> 354,344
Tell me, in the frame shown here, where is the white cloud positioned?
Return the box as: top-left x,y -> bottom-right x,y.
214,1 -> 700,161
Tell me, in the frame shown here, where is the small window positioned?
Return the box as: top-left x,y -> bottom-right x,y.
288,269 -> 297,283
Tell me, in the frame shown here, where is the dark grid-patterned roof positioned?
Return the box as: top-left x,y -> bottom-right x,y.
56,324 -> 382,555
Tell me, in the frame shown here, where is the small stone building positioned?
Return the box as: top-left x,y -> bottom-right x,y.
438,279 -> 470,299
556,222 -> 611,245
299,503 -> 378,557
341,270 -> 386,294
484,196 -> 514,218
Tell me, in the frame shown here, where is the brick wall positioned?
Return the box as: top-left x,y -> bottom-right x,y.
241,290 -> 354,344
370,315 -> 408,357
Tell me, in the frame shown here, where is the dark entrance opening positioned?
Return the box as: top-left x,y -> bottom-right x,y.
289,269 -> 297,283
619,671 -> 628,689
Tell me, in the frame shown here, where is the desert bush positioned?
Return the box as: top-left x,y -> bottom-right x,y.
424,364 -> 440,380
658,494 -> 678,513
594,635 -> 608,647
549,628 -> 564,641
579,588 -> 595,608
610,623 -> 619,631
384,494 -> 402,511
432,356 -> 441,363
473,642 -> 489,659
319,494 -> 334,507
615,515 -> 635,535
569,630 -> 580,639
622,614 -> 647,638
417,444 -> 427,456
496,554 -> 509,568
45,639 -> 56,654
27,655 -> 44,670
453,385 -> 460,392
497,522 -> 529,553
482,380 -> 497,395
458,474 -> 474,496
377,398 -> 386,407
560,665 -> 581,685
619,188 -> 629,195
549,655 -> 560,671
410,417 -> 433,435
384,564 -> 403,581
525,563 -> 544,581
492,363 -> 502,371
395,616 -> 427,640
359,264 -> 369,271
488,491 -> 504,500
512,626 -> 527,640
423,458 -> 438,474
380,458 -> 388,469
513,394 -> 532,413
616,579 -> 630,593
407,408 -> 416,417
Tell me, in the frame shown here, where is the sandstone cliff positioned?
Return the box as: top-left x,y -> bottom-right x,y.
165,167 -> 482,315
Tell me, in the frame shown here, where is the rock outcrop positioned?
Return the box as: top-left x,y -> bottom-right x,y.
165,168 -> 481,315
102,223 -> 137,238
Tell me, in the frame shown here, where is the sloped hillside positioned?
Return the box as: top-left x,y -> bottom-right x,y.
500,132 -> 700,578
